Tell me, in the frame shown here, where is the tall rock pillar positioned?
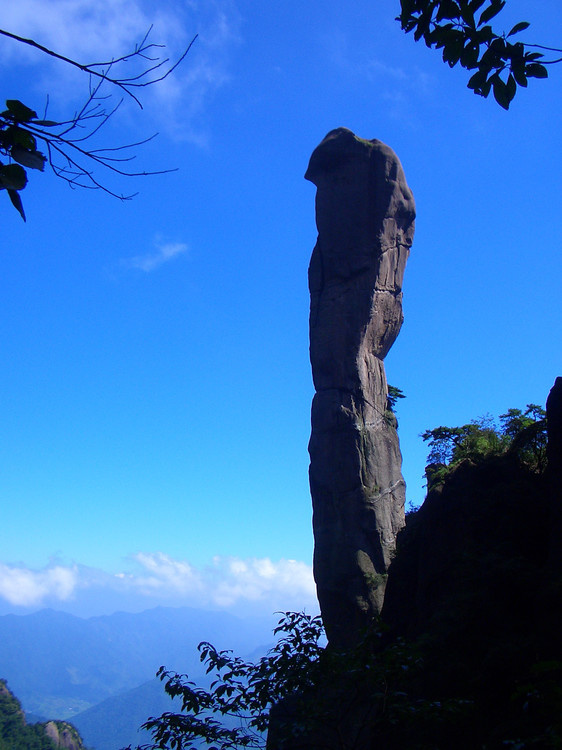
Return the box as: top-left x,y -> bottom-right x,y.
306,128 -> 415,648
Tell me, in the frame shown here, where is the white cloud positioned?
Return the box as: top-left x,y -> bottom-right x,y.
0,554 -> 317,616
1,0 -> 241,141
126,552 -> 203,593
123,238 -> 188,272
0,0 -> 149,65
206,556 -> 316,608
0,563 -> 78,606
123,552 -> 316,610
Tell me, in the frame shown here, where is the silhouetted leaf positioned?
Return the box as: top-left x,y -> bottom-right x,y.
442,38 -> 464,66
461,41 -> 480,68
4,126 -> 36,150
512,63 -> 528,87
526,63 -> 548,79
459,3 -> 475,28
507,21 -> 530,37
3,100 -> 38,122
7,189 -> 26,221
478,1 -> 506,26
506,73 -> 517,103
468,0 -> 486,12
492,75 -> 510,109
436,0 -> 461,23
31,119 -> 58,127
11,146 -> 46,171
475,24 -> 494,43
467,68 -> 488,91
480,77 -> 493,96
0,163 -> 28,190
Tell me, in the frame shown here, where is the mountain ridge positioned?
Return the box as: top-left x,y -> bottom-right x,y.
0,605 -> 274,723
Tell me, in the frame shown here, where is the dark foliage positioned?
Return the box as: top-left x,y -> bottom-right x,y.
129,613 -> 475,750
386,385 -> 406,413
397,0 -> 559,108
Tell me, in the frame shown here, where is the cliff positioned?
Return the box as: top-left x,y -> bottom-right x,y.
376,377 -> 562,747
306,127 -> 415,648
267,380 -> 561,750
0,679 -> 87,750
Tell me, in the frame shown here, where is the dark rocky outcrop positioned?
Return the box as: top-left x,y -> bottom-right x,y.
547,376 -> 562,568
382,454 -> 550,653
383,377 -> 562,648
306,127 -> 415,648
377,377 -> 562,747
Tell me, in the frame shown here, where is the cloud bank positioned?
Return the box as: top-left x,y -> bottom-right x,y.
0,554 -> 317,617
0,563 -> 78,606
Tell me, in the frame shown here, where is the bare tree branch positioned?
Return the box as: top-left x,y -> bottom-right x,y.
0,27 -> 196,219
0,27 -> 197,108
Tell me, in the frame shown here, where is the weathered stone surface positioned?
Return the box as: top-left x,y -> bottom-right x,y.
382,454 -> 549,641
306,127 -> 415,648
44,721 -> 86,750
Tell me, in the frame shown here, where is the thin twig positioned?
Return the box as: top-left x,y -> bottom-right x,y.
0,27 -> 198,108
524,43 -> 562,53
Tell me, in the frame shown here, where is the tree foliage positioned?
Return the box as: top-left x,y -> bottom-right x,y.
386,385 -> 406,412
397,0 -> 560,109
133,612 -> 325,750
0,680 -> 56,750
0,28 -> 195,221
421,403 -> 547,484
130,612 -> 473,750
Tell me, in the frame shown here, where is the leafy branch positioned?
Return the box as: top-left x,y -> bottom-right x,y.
0,28 -> 197,220
397,0 -> 558,109
129,611 -> 471,750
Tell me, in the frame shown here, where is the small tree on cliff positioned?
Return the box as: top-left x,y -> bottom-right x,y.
397,0 -> 560,109
421,403 -> 547,484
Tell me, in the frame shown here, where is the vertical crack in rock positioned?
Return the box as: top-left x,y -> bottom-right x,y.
306,128 -> 415,648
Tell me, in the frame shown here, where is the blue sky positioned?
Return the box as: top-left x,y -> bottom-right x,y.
0,0 -> 560,617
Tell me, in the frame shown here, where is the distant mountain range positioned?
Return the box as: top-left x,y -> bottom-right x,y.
0,606 -> 276,749
71,678 -> 179,750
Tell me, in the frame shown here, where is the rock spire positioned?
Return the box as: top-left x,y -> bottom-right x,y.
306,127 -> 415,648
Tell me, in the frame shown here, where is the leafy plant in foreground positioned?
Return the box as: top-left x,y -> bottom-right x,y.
129,612 -> 472,750
129,612 -> 324,750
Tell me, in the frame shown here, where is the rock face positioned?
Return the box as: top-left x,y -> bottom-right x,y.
381,454 -> 550,643
378,379 -> 562,747
306,128 -> 415,648
547,377 -> 562,568
44,720 -> 86,750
